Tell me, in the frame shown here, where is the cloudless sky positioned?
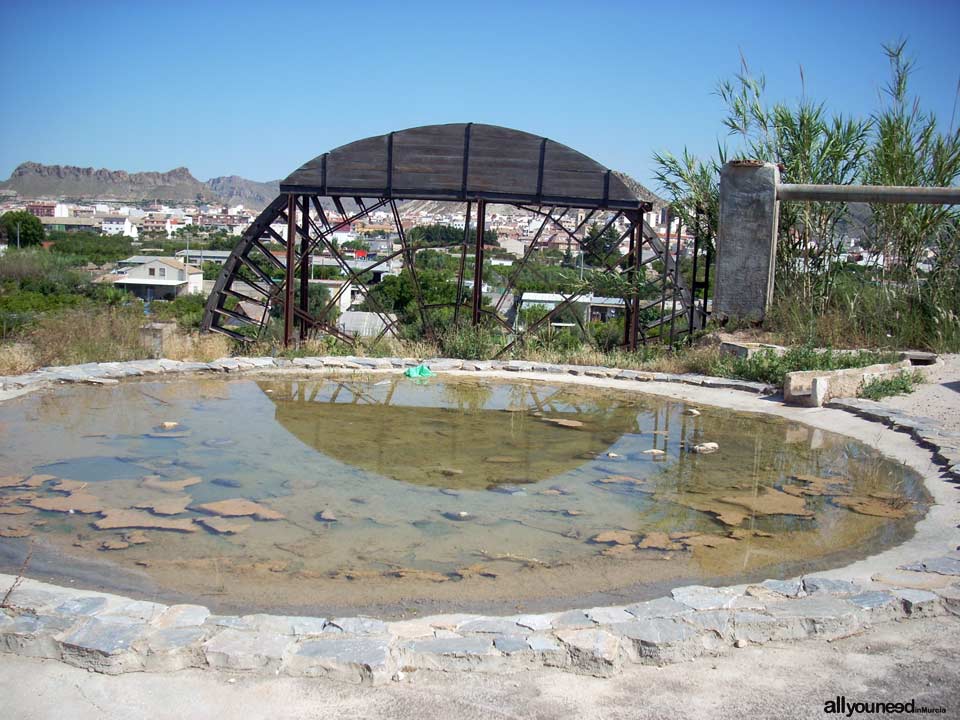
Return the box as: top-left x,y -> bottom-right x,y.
1,0 -> 958,189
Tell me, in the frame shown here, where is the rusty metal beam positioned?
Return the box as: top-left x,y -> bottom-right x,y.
306,196 -> 399,340
299,196 -> 311,341
494,205 -> 568,316
472,198 -> 487,326
496,223 -> 633,358
391,200 -> 431,337
453,201 -> 471,326
283,194 -> 297,347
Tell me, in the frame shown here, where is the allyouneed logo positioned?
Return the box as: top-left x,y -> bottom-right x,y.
824,696 -> 947,716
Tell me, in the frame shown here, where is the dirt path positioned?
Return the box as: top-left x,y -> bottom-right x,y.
884,354 -> 960,434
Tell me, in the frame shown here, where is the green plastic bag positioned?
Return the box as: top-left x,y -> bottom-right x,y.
403,363 -> 435,379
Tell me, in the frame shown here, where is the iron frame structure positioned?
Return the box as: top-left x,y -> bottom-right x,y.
202,124 -> 706,350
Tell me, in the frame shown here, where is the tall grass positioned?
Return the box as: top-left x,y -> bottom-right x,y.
162,332 -> 233,362
24,307 -> 146,367
766,275 -> 960,352
0,343 -> 37,375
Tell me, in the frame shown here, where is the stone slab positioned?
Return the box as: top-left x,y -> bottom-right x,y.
285,637 -> 392,684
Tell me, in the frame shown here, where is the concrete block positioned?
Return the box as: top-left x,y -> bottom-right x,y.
672,585 -> 741,611
611,618 -> 702,664
765,596 -> 861,639
400,637 -> 501,672
57,617 -> 149,674
784,360 -> 912,406
714,161 -> 780,321
0,612 -> 76,658
202,629 -> 292,672
141,625 -> 208,672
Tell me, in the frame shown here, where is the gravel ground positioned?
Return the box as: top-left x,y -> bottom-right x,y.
883,354 -> 960,434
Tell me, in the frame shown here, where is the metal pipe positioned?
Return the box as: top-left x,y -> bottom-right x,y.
777,184 -> 960,205
622,220 -> 634,350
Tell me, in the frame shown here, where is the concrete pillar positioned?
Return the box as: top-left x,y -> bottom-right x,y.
713,161 -> 780,322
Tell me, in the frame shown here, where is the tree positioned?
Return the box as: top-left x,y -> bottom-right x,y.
1,211 -> 44,248
268,283 -> 338,324
652,41 -> 960,351
202,262 -> 222,280
865,41 -> 960,281
655,52 -> 871,303
408,224 -> 498,248
48,231 -> 134,264
582,223 -> 622,267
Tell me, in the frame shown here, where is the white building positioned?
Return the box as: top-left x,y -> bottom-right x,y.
176,249 -> 232,266
101,216 -> 139,239
516,292 -> 625,327
332,223 -> 357,245
314,278 -> 361,316
113,258 -> 202,300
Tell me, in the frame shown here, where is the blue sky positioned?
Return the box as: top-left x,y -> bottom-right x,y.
2,0 -> 958,189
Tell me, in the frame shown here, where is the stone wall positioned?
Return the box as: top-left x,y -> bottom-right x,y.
784,360 -> 913,407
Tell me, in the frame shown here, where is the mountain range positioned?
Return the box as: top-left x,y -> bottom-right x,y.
0,162 -> 280,210
0,162 -> 663,213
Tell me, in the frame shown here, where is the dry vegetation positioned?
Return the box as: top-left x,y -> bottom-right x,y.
23,307 -> 146,368
162,332 -> 233,362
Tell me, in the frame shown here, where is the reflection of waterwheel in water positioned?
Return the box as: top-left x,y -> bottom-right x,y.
258,376 -> 643,490
201,123 -> 702,351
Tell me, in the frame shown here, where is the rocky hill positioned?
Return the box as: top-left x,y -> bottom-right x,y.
0,162 -> 216,204
613,171 -> 665,208
0,162 -> 280,210
205,175 -> 280,210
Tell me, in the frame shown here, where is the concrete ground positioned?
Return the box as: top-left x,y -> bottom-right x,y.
884,354 -> 960,433
2,355 -> 958,719
2,614 -> 958,720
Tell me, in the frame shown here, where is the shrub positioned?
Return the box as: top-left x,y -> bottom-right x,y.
708,344 -> 898,387
437,325 -> 501,359
588,318 -> 624,352
858,370 -> 924,401
151,294 -> 208,329
0,249 -> 88,290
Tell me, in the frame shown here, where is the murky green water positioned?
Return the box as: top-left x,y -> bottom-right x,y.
0,374 -> 929,615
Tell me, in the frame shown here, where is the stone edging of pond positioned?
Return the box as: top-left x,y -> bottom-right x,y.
0,356 -> 958,684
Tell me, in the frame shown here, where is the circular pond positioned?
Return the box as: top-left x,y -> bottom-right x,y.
0,374 -> 929,616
